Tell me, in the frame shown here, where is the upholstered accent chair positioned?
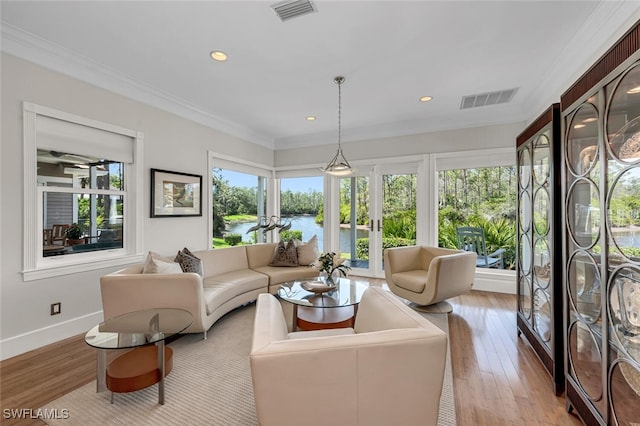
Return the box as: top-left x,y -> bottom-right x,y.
250,287 -> 447,426
384,245 -> 477,313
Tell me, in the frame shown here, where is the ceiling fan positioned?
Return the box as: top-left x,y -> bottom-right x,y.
38,150 -> 102,166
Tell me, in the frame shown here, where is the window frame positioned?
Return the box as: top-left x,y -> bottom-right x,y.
22,102 -> 144,281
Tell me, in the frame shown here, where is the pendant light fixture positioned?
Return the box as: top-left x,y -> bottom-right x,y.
322,76 -> 356,176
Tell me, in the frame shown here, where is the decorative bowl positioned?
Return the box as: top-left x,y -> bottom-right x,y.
301,281 -> 336,294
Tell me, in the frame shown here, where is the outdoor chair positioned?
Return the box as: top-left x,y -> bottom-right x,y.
51,224 -> 69,246
456,226 -> 505,269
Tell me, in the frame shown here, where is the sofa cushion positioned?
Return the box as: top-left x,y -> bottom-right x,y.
391,270 -> 427,293
245,243 -> 278,269
269,240 -> 298,267
142,252 -> 183,274
295,235 -> 319,266
174,248 -> 204,277
202,269 -> 268,315
252,265 -> 318,286
195,246 -> 249,277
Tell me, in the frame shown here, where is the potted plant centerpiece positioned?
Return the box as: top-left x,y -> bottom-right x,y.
316,252 -> 351,285
65,223 -> 84,246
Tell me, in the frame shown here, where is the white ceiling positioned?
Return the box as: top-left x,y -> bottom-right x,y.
2,1 -> 640,150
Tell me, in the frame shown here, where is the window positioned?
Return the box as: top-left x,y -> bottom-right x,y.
279,176 -> 324,251
209,154 -> 273,248
23,103 -> 143,280
436,148 -> 516,270
212,168 -> 267,247
39,152 -> 125,257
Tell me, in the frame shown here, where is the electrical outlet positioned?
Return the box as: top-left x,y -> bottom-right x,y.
50,302 -> 61,316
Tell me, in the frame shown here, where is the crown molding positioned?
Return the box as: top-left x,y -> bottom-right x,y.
0,22 -> 274,150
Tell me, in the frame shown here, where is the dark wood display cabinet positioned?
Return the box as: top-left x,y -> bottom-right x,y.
516,104 -> 564,396
561,21 -> 640,425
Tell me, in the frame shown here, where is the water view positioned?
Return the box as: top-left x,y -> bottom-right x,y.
225,215 -> 369,253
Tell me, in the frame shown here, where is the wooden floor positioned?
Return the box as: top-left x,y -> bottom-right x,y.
0,289 -> 583,426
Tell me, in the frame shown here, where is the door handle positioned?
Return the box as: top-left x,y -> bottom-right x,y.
369,219 -> 374,231
377,219 -> 381,232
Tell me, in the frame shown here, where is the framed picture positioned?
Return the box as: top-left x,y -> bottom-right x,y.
151,168 -> 202,217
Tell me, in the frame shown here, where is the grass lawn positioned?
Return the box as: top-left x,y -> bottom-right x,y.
224,214 -> 257,224
212,237 -> 253,248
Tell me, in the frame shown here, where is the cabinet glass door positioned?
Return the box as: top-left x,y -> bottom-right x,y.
532,134 -> 552,344
564,61 -> 640,423
565,99 -> 606,417
604,62 -> 640,425
518,145 -> 533,321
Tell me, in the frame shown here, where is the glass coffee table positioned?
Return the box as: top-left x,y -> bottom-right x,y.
85,308 -> 193,404
277,277 -> 368,331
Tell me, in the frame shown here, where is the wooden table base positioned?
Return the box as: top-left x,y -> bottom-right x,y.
106,346 -> 173,394
296,305 -> 355,331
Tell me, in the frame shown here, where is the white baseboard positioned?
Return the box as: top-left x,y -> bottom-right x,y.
0,311 -> 103,361
473,269 -> 517,294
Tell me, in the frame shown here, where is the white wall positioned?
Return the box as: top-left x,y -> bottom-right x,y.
275,121 -> 524,167
0,53 -> 273,360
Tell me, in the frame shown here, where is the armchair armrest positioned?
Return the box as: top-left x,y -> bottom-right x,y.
100,269 -> 207,333
488,248 -> 505,257
487,248 -> 505,269
426,251 -> 477,302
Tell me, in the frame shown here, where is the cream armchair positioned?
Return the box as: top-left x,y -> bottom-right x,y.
250,287 -> 447,426
384,245 -> 477,312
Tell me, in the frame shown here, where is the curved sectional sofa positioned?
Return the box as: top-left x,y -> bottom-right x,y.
100,243 -> 318,338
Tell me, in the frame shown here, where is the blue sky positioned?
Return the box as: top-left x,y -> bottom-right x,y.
217,169 -> 323,193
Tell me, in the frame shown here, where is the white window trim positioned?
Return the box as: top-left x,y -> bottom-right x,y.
22,102 -> 144,281
435,147 -> 514,170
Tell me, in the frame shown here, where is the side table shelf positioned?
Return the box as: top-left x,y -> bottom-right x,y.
107,346 -> 173,394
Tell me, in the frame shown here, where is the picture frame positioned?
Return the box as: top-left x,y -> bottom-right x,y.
150,168 -> 202,217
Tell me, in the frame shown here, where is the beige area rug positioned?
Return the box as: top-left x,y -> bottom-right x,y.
43,302 -> 456,426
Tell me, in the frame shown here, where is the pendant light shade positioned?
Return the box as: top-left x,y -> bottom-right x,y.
322,76 -> 356,176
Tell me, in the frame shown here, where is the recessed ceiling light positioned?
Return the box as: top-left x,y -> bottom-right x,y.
306,116 -> 316,121
582,117 -> 597,123
419,96 -> 433,102
574,124 -> 586,129
627,85 -> 640,94
210,51 -> 228,62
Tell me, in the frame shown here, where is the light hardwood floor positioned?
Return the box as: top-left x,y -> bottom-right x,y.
0,288 -> 582,426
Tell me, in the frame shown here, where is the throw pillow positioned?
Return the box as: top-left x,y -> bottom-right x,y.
174,248 -> 204,277
142,251 -> 183,274
295,235 -> 319,266
269,240 -> 299,267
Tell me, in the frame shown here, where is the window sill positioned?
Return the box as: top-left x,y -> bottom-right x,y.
22,252 -> 145,282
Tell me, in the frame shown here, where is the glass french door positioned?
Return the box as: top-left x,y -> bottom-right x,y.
336,164 -> 418,277
337,173 -> 372,274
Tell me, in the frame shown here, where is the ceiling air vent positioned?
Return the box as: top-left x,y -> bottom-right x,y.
460,88 -> 518,109
271,0 -> 317,22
